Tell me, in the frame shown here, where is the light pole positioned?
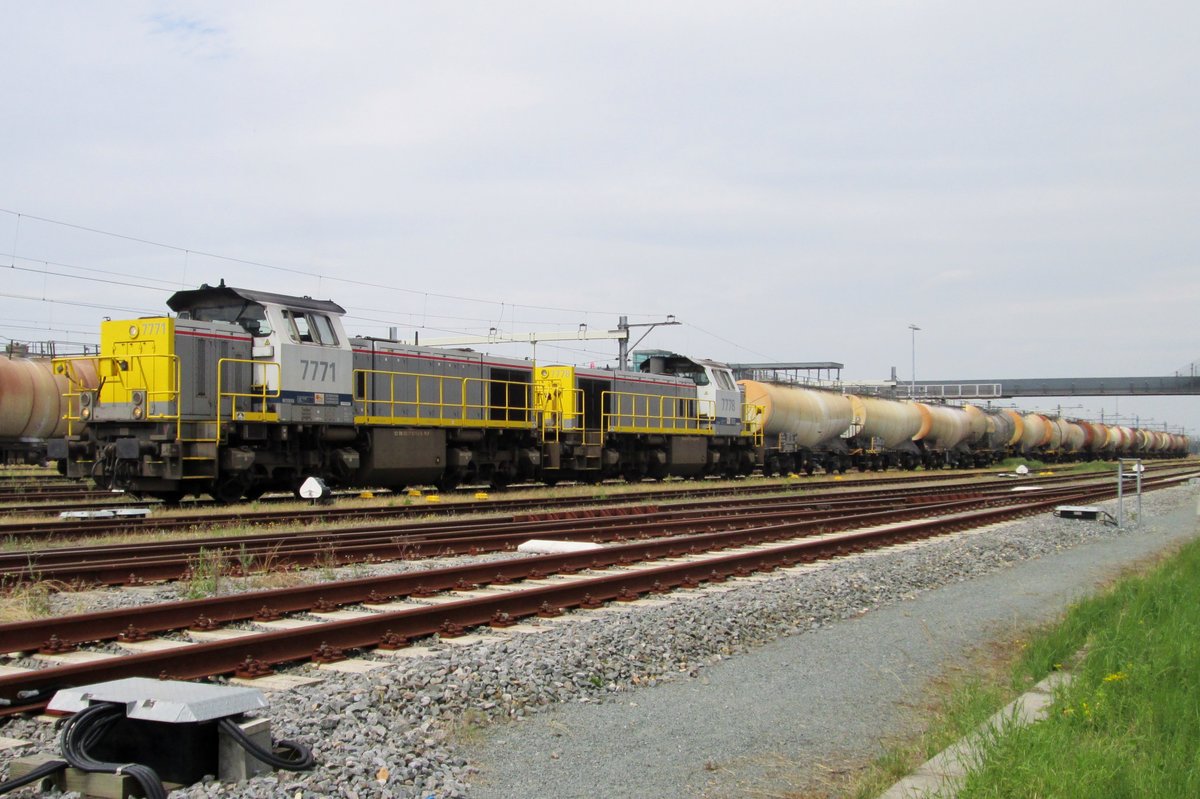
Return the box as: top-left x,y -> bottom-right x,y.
908,324 -> 921,398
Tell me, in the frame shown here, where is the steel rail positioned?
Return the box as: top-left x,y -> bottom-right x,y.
0,470 -> 1012,537
0,494 -> 1051,652
1,462 -> 1188,537
0,472 -> 1191,665
0,492 -> 976,585
2,475 -> 1189,713
0,465 -> 1172,547
0,472 -> 1163,585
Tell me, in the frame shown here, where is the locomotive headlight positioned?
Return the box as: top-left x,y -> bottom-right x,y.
81,407 -> 92,420
131,391 -> 144,406
133,406 -> 144,419
79,392 -> 92,407
128,324 -> 139,338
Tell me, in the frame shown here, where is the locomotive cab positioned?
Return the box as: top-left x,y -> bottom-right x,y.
168,283 -> 354,425
639,353 -> 743,436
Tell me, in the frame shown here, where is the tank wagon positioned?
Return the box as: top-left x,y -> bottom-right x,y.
44,282 -> 1190,499
0,353 -> 97,464
736,380 -> 1189,475
48,283 -> 762,501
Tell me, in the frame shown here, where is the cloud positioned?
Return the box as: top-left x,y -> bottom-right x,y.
146,12 -> 232,60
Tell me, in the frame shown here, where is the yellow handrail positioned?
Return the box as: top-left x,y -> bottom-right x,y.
742,402 -> 765,445
211,358 -> 282,442
53,353 -> 181,438
354,369 -> 535,430
601,391 -> 715,435
538,387 -> 606,445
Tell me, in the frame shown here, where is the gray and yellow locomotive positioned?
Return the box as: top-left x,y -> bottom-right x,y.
49,282 -> 762,501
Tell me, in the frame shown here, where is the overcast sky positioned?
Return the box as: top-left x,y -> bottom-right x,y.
3,2 -> 1197,435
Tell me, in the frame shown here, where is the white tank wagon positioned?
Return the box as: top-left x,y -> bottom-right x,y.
1060,419 -> 1087,456
911,403 -> 981,468
1018,413 -> 1053,454
738,380 -> 854,474
841,395 -> 927,471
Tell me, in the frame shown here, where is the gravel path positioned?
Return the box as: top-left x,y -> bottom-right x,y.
1,480 -> 1196,799
465,484 -> 1200,799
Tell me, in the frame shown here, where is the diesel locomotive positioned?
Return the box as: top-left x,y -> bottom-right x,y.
48,282 -> 761,501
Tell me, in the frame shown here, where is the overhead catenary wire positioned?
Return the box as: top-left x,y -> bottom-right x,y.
0,207 -> 665,317
0,207 -> 780,366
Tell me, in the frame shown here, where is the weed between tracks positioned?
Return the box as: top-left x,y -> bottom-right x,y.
0,577 -> 59,622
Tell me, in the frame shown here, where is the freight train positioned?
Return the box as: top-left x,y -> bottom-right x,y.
43,282 -> 1189,502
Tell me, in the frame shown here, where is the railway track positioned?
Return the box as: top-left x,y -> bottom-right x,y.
0,470 -> 989,536
5,468 -> 1191,586
0,460 -> 1189,520
1,469 -> 1191,717
3,462 -> 1185,542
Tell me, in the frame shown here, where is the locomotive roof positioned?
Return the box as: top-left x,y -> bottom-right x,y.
167,282 -> 346,315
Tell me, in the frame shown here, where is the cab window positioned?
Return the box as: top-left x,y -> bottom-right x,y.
714,370 -> 736,391
312,314 -> 339,345
283,310 -> 338,346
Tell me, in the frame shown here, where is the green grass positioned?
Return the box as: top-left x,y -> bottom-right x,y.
996,456 -> 1119,475
958,537 -> 1200,799
997,457 -> 1050,471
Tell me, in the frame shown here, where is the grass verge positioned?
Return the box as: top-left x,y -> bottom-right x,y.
957,535 -> 1200,798
839,536 -> 1200,799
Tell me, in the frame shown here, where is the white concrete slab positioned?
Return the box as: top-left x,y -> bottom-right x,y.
309,609 -> 379,621
188,628 -> 258,642
254,618 -> 323,631
366,600 -> 427,612
452,588 -> 523,598
413,593 -> 476,605
620,598 -> 675,607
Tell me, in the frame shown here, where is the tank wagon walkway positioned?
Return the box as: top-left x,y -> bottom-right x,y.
465,489 -> 1200,799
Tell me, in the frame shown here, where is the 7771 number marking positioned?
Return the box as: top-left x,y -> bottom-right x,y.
300,359 -> 336,382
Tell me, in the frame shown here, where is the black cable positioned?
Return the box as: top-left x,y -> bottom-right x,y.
0,759 -> 67,795
59,702 -> 168,799
217,716 -> 315,771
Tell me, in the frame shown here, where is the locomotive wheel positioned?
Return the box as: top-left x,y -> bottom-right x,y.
213,475 -> 248,504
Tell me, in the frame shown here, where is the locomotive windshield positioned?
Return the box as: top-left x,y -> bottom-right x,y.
189,301 -> 272,337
